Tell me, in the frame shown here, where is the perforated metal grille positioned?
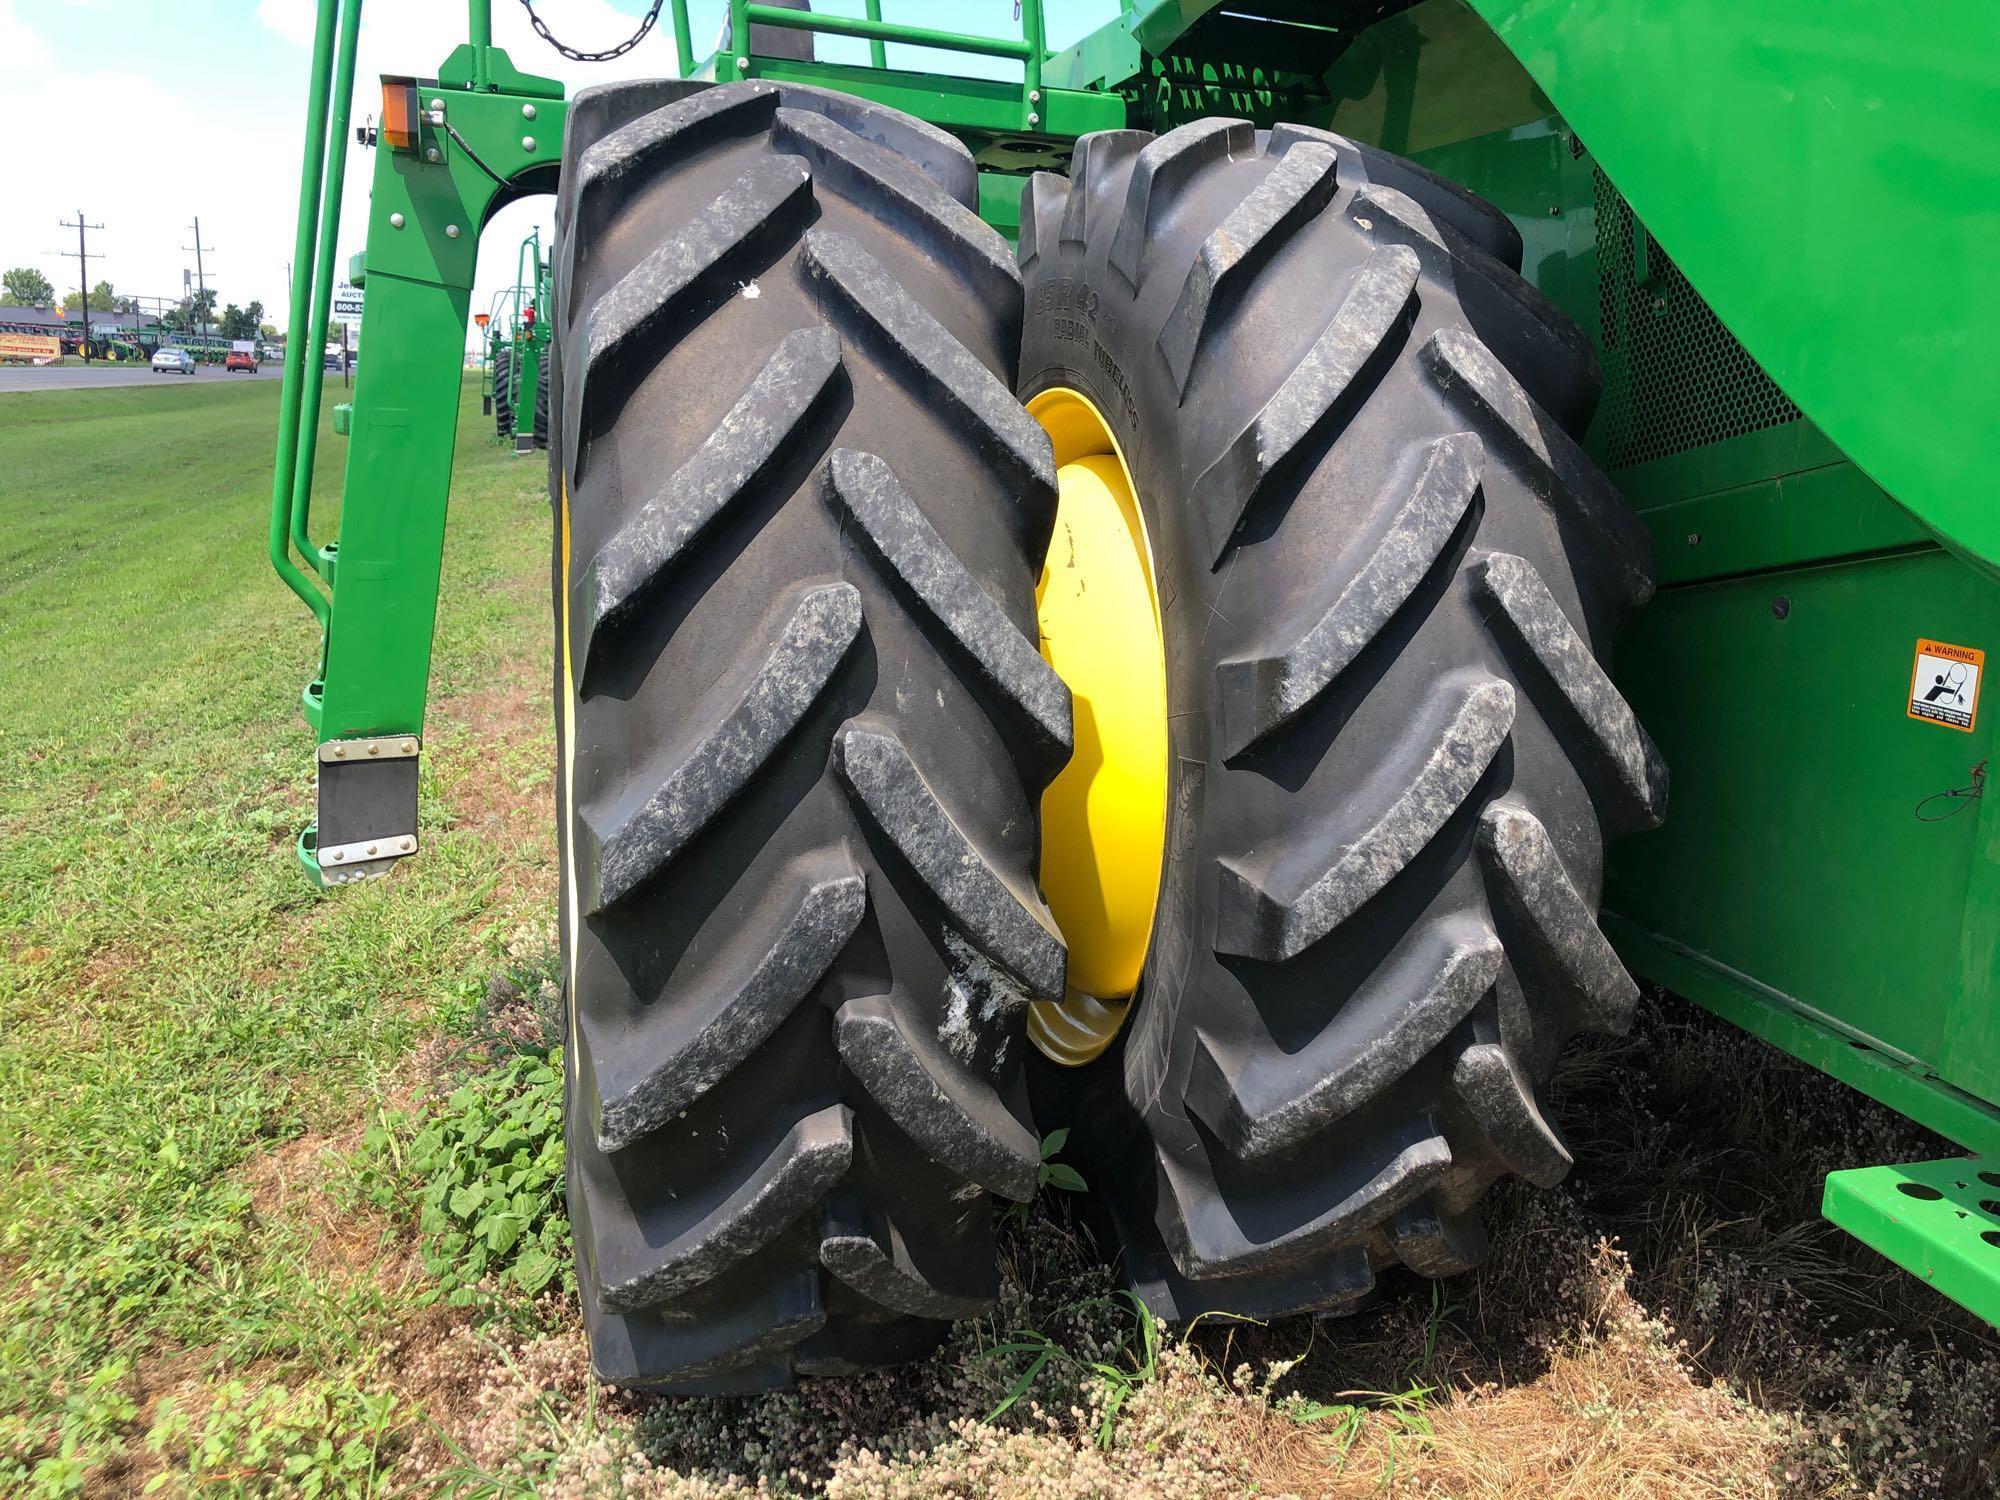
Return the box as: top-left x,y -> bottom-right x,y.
1592,167 -> 1801,470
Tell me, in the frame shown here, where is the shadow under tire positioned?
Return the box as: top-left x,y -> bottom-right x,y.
551,78 -> 1069,1392
1016,120 -> 1665,1321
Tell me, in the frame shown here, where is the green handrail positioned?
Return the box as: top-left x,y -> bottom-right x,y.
715,0 -> 1050,126
288,0 -> 364,581
269,0 -> 347,626
737,4 -> 1031,59
863,0 -> 886,69
508,229 -> 542,411
671,0 -> 696,75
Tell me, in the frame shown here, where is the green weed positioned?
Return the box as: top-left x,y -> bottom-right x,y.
402,1050 -> 571,1310
1001,1126 -> 1088,1229
981,1290 -> 1165,1449
141,1381 -> 400,1497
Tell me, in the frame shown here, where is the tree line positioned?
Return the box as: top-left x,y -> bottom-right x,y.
3,267 -> 278,341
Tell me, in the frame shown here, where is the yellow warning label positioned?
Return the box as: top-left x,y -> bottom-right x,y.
1907,638 -> 1983,733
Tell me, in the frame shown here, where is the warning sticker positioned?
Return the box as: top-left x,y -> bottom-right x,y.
1907,638 -> 1983,733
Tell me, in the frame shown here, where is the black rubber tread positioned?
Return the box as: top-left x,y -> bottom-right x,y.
555,80 -> 1067,1392
1017,119 -> 1663,1322
533,356 -> 549,449
493,346 -> 514,436
1266,122 -> 1601,436
1269,124 -> 1523,273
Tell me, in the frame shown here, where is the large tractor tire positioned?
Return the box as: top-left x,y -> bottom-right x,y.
532,355 -> 550,449
493,346 -> 515,437
1016,122 -> 1665,1320
551,79 -> 1068,1391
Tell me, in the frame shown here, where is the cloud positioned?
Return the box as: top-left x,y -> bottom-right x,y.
0,0 -> 52,73
3,6 -> 297,324
253,0 -> 315,49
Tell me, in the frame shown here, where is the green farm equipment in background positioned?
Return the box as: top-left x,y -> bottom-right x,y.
269,0 -> 2000,1383
479,229 -> 553,451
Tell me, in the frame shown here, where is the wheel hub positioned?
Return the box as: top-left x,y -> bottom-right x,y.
1027,389 -> 1169,1066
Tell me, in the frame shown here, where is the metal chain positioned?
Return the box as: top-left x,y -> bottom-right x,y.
515,0 -> 666,62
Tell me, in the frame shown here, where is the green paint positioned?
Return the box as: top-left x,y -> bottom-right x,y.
1607,548 -> 1997,1070
1455,0 -> 2000,576
1823,1158 -> 2000,1327
1606,917 -> 2000,1161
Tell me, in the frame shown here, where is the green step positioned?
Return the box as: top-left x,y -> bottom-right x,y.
1823,1156 -> 2000,1325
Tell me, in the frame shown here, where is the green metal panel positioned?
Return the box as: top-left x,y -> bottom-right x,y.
1605,546 -> 1998,1081
1607,916 -> 2000,1161
978,171 -> 1024,245
1634,460 -> 1931,591
315,268 -> 479,742
1457,0 -> 2000,573
1823,1158 -> 2000,1326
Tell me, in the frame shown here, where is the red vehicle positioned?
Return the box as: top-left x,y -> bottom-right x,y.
225,345 -> 260,373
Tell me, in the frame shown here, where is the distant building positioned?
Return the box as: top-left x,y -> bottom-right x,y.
0,304 -> 156,334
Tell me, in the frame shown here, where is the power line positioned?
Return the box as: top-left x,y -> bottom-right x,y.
57,210 -> 105,364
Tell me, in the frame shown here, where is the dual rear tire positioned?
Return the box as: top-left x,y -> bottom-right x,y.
551,85 -> 1661,1386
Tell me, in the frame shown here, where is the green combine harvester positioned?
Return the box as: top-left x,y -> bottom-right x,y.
268,0 -> 2000,1389
480,229 -> 553,450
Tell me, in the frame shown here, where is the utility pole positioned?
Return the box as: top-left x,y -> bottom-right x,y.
183,217 -> 216,359
58,211 -> 104,364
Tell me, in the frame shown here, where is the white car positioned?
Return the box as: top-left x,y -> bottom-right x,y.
151,347 -> 196,376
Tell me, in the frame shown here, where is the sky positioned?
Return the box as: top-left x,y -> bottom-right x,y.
2,0 -> 1120,349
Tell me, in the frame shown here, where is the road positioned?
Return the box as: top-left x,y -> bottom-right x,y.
0,363 -> 292,393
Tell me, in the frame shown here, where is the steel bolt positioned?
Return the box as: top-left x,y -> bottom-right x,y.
736,56 -> 749,70
389,212 -> 405,230
1029,89 -> 1041,103
1772,595 -> 1792,620
1028,112 -> 1040,127
522,135 -> 537,152
429,97 -> 444,111
332,850 -> 345,862
425,146 -> 440,163
522,103 -> 538,120
402,739 -> 416,754
1686,532 -> 1701,546
367,845 -> 378,857
333,745 -> 347,758
446,224 -> 461,239
368,744 -> 380,755
401,838 -> 415,852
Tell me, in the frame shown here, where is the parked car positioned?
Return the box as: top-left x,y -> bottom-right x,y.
225,348 -> 260,373
150,348 -> 196,376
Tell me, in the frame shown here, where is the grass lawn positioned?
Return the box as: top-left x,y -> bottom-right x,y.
0,377 -> 558,1493
1,376 -> 1996,1497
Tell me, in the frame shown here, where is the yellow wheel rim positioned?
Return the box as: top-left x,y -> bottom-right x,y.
1027,389 -> 1169,1066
